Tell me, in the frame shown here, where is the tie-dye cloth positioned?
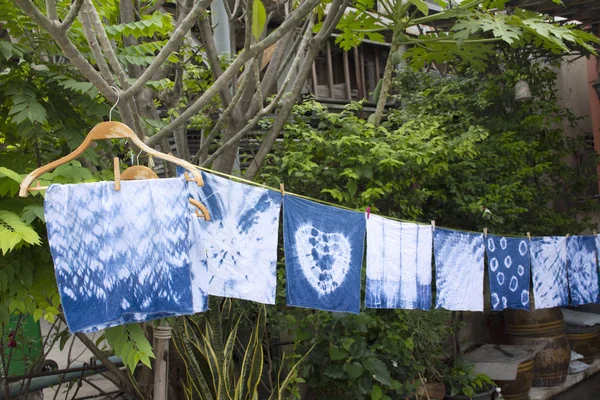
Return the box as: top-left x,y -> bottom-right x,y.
184,171 -> 282,304
434,228 -> 485,311
365,215 -> 432,309
485,235 -> 531,311
531,236 -> 568,309
283,196 -> 365,313
567,236 -> 599,306
45,177 -> 197,333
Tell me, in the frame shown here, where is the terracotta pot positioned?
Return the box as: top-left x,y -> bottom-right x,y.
415,382 -> 446,400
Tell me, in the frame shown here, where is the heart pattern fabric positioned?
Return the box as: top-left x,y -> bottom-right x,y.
295,225 -> 351,295
284,196 -> 365,313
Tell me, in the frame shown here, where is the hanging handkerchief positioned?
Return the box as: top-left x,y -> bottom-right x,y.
184,170 -> 282,304
434,228 -> 485,311
567,236 -> 599,306
45,177 -> 196,333
485,235 -> 531,311
531,236 -> 568,309
283,196 -> 365,313
365,215 -> 432,309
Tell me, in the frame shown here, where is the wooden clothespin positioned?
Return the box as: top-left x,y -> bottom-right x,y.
113,157 -> 120,191
483,227 -> 488,237
565,233 -> 570,240
280,183 -> 285,196
184,172 -> 195,182
527,232 -> 531,241
431,220 -> 435,231
593,230 -> 597,236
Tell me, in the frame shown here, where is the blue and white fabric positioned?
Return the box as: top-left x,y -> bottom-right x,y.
283,196 -> 365,313
45,177 -> 197,333
567,235 -> 599,306
485,235 -> 531,311
530,236 -> 568,309
365,215 -> 432,309
434,228 -> 485,311
184,171 -> 282,305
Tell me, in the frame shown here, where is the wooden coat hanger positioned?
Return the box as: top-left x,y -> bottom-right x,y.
118,163 -> 211,221
19,121 -> 203,197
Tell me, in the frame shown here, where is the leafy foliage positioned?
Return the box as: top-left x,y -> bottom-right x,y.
259,57 -> 596,234
104,11 -> 174,39
443,361 -> 495,398
104,324 -> 156,373
172,299 -> 311,400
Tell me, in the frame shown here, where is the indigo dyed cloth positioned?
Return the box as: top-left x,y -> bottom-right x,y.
188,214 -> 209,313
567,236 -> 599,306
531,236 -> 568,309
45,177 -> 197,333
183,170 -> 282,304
365,215 -> 432,309
283,196 -> 365,313
485,235 -> 531,311
434,228 -> 485,311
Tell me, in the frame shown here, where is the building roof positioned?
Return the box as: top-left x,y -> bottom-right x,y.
512,0 -> 600,28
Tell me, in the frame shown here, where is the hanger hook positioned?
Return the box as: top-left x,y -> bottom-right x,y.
109,87 -> 120,122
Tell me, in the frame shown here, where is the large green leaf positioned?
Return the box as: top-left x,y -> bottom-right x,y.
0,210 -> 41,254
343,361 -> 364,379
363,357 -> 391,386
252,0 -> 267,41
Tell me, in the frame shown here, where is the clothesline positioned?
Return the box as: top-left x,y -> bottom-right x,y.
44,170 -> 600,333
193,165 -> 562,239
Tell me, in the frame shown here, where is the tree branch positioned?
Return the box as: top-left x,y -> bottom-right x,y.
204,13 -> 314,168
46,0 -> 58,20
244,27 -> 297,120
146,0 -> 321,146
191,63 -> 254,164
198,13 -> 234,106
80,7 -> 116,85
244,0 -> 253,50
15,0 -> 118,103
60,0 -> 84,31
244,0 -> 350,179
122,0 -> 213,101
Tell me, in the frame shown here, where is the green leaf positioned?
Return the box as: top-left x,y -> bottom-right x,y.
347,180 -> 358,196
410,0 -> 429,16
21,205 -> 45,224
33,308 -> 43,322
0,167 -> 23,184
324,364 -> 345,379
371,385 -> 382,400
252,0 -> 267,41
343,361 -> 364,379
363,357 -> 391,386
329,345 -> 349,361
0,210 -> 41,254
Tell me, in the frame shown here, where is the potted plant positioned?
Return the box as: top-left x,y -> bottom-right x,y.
443,362 -> 496,400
